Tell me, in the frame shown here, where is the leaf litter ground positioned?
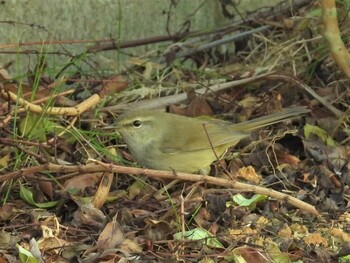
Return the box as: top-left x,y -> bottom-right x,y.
1,2 -> 350,262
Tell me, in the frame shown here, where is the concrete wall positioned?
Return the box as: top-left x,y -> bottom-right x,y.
0,0 -> 283,75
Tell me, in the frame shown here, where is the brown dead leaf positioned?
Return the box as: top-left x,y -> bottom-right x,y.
304,233 -> 328,246
92,172 -> 113,209
168,105 -> 188,116
39,235 -> 70,255
0,204 -> 15,221
36,216 -> 67,256
168,90 -> 213,117
276,152 -> 301,168
95,216 -> 125,250
186,97 -> 214,117
130,209 -> 155,217
38,181 -> 54,200
98,75 -> 128,98
64,173 -> 103,191
2,80 -> 52,101
143,219 -> 173,241
119,238 -> 142,253
236,166 -> 262,184
194,208 -> 211,228
232,246 -> 270,263
208,222 -> 220,236
72,204 -> 106,229
0,68 -> 49,100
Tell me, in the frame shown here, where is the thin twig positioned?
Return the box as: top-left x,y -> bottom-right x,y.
0,161 -> 320,216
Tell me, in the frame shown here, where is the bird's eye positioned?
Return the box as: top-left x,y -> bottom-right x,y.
132,120 -> 142,128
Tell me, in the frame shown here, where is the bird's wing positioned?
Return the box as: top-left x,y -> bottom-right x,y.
159,122 -> 248,154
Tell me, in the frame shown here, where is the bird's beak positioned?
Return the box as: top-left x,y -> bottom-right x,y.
100,123 -> 124,131
100,125 -> 116,131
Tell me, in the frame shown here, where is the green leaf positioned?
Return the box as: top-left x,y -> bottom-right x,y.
224,249 -> 248,263
174,228 -> 224,249
16,244 -> 40,263
266,242 -> 292,263
19,113 -> 76,143
227,194 -> 267,209
341,254 -> 350,260
19,183 -> 60,208
304,123 -> 336,147
305,8 -> 322,17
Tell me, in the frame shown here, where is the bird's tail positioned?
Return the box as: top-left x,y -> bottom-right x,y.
228,107 -> 309,132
